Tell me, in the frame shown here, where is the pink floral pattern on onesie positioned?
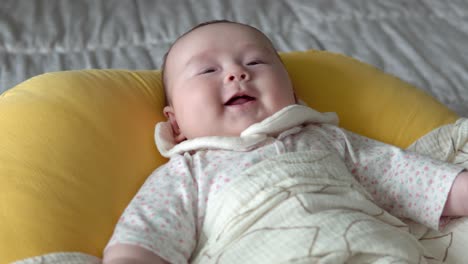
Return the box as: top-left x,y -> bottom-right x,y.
309,124 -> 463,229
105,120 -> 464,263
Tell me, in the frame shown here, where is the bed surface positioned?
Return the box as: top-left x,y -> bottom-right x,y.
1,0 -> 467,116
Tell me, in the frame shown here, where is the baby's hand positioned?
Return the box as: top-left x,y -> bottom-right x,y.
443,170 -> 468,216
103,244 -> 169,264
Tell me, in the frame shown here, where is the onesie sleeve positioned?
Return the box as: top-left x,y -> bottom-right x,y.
321,125 -> 465,230
104,155 -> 198,264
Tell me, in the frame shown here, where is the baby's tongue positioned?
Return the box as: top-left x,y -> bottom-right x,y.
228,96 -> 253,105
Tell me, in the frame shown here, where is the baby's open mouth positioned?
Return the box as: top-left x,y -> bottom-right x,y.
224,95 -> 256,106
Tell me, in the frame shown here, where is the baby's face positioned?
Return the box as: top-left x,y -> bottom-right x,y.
164,23 -> 296,141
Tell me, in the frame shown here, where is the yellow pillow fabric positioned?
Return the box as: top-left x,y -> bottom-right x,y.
281,50 -> 458,148
0,50 -> 459,263
0,70 -> 166,263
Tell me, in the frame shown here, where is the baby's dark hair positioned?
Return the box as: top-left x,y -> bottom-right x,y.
160,20 -> 279,105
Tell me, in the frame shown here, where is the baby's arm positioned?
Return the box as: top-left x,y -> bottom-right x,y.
320,124 -> 465,229
104,156 -> 198,263
103,244 -> 168,264
443,170 -> 468,216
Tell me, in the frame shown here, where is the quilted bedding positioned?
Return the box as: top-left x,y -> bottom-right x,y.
0,0 -> 467,116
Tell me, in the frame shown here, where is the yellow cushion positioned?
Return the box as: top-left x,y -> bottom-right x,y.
0,50 -> 458,263
0,70 -> 166,262
281,50 -> 458,148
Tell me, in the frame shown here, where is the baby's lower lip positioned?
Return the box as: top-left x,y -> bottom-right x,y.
228,97 -> 254,105
225,98 -> 256,108
225,96 -> 256,106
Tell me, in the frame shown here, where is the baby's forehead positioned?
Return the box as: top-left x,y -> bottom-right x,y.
168,23 -> 275,61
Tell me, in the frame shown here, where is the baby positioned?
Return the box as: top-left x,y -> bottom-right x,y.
103,20 -> 468,264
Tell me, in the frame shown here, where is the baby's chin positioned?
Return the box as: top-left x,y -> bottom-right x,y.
186,125 -> 254,139
184,114 -> 275,139
226,119 -> 264,135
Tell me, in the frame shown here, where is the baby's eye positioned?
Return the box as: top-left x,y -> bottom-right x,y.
246,60 -> 263,66
199,68 -> 216,75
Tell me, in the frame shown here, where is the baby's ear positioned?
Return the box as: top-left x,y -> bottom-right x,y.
163,106 -> 186,143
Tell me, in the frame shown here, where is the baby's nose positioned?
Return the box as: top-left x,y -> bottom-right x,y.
225,69 -> 250,83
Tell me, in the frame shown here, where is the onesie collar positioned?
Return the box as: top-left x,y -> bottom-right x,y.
155,104 -> 339,158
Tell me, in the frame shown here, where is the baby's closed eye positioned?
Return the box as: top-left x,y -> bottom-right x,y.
246,60 -> 264,66
199,67 -> 217,74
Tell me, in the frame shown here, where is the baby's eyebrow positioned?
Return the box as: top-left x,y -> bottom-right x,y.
184,51 -> 212,68
183,44 -> 274,69
243,43 -> 275,53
